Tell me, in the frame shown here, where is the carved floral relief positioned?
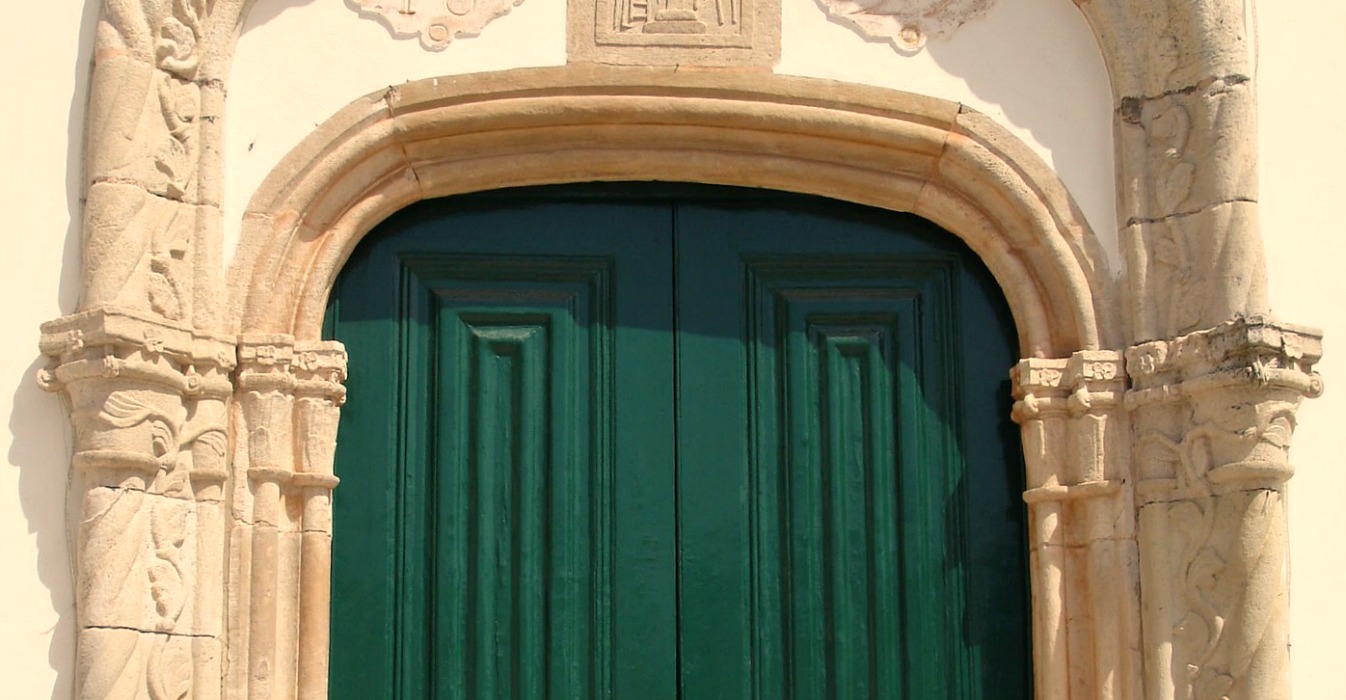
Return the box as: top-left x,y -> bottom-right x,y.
814,0 -> 994,53
346,0 -> 526,50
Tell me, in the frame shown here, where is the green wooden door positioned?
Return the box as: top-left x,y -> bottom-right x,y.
326,185 -> 1029,700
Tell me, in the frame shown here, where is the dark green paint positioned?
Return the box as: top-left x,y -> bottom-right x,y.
327,185 -> 1030,700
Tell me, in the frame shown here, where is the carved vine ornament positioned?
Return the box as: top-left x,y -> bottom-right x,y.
38,1 -> 1322,699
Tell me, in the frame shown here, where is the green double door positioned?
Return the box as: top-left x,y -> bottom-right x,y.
327,185 -> 1029,700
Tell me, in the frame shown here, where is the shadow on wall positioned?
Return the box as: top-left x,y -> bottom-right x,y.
7,2 -> 98,699
920,0 -> 1118,263
243,0 -> 322,36
796,0 -> 1117,266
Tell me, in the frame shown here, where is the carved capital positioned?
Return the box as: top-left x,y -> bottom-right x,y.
1127,316 -> 1322,502
228,335 -> 347,700
1010,349 -> 1141,698
233,335 -> 347,506
39,308 -> 237,700
1129,318 -> 1320,700
39,309 -> 234,488
1012,350 -> 1127,498
292,341 -> 348,406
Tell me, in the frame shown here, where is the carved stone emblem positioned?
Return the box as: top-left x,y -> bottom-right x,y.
815,0 -> 995,53
569,0 -> 780,66
346,0 -> 525,50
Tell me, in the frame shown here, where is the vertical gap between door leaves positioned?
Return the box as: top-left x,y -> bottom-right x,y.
670,199 -> 686,700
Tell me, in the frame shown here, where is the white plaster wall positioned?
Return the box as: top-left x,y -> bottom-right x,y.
0,1 -> 1340,698
224,0 -> 1116,268
1259,4 -> 1346,696
0,4 -> 93,699
777,0 -> 1118,266
224,0 -> 568,265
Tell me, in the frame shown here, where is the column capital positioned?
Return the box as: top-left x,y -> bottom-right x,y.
1127,316 -> 1323,502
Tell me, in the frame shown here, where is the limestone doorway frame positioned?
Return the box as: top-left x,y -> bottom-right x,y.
39,3 -> 1321,700
232,67 -> 1127,699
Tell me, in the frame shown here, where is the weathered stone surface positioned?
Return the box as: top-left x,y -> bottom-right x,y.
1128,317 -> 1321,700
813,0 -> 994,53
48,2 -> 1323,699
1126,201 -> 1266,339
1012,350 -> 1141,699
568,0 -> 780,67
345,0 -> 525,50
1075,0 -> 1254,100
39,308 -> 235,700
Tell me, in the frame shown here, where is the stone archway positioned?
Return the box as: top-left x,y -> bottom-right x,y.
230,67 -> 1127,699
38,3 -> 1321,700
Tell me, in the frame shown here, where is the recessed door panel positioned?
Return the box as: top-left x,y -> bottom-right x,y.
327,186 -> 1030,700
329,199 -> 677,700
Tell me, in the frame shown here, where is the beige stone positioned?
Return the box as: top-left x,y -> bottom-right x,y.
568,0 -> 780,67
40,2 -> 1328,699
1012,350 -> 1142,698
814,0 -> 995,53
345,0 -> 526,50
1128,317 -> 1322,700
38,307 -> 235,699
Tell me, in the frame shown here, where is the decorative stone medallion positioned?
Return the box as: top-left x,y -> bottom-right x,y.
569,0 -> 781,67
346,0 -> 525,50
816,0 -> 995,53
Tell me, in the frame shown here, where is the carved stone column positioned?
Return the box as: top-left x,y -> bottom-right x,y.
1013,350 -> 1142,700
1127,317 -> 1322,700
1073,1 -> 1267,342
229,335 -> 346,700
38,309 -> 235,700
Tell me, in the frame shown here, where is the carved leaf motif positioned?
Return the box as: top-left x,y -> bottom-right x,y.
1146,99 -> 1196,213
156,0 -> 206,79
814,0 -> 994,53
100,394 -> 180,460
147,634 -> 193,700
347,0 -> 527,50
149,501 -> 189,628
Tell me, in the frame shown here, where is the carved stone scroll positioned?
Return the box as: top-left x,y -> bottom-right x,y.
1012,350 -> 1141,700
1127,317 -> 1322,700
230,336 -> 346,700
812,0 -> 995,54
38,309 -> 236,700
345,0 -> 526,50
568,0 -> 780,66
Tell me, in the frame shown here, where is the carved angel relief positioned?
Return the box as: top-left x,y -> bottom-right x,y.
347,0 -> 525,50
816,0 -> 994,53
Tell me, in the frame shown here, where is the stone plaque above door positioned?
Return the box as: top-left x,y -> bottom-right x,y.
569,0 -> 780,67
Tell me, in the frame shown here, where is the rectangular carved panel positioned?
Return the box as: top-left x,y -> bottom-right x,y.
429,260 -> 614,700
750,264 -> 965,698
569,0 -> 780,67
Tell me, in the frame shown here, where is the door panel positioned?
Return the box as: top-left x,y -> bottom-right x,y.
327,186 -> 1030,700
675,202 -> 1006,699
329,199 -> 678,700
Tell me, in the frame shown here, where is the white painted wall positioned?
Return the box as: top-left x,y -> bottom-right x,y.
0,4 -> 93,699
1259,4 -> 1346,696
223,0 -> 1117,268
0,1 -> 1338,697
